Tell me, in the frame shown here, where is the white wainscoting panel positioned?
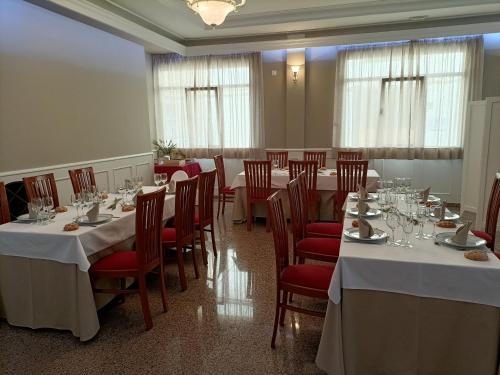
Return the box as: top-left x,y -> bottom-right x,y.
0,153 -> 154,205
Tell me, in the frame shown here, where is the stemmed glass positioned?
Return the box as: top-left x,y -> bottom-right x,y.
415,204 -> 426,240
32,198 -> 43,225
429,203 -> 441,239
70,193 -> 81,220
160,173 -> 168,187
400,214 -> 414,248
385,211 -> 400,246
154,173 -> 162,186
43,196 -> 54,224
272,159 -> 279,170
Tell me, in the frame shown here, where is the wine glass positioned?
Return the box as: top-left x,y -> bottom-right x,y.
160,173 -> 168,186
70,193 -> 81,220
31,198 -> 43,225
415,204 -> 426,240
272,159 -> 278,170
43,196 -> 54,224
401,215 -> 414,248
385,211 -> 400,246
429,203 -> 441,238
154,173 -> 162,186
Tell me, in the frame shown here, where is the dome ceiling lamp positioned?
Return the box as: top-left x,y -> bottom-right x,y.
186,0 -> 246,27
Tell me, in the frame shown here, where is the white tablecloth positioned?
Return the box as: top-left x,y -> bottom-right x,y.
0,187 -> 175,271
230,168 -> 380,191
329,198 -> 500,308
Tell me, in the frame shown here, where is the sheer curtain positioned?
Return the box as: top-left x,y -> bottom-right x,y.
153,53 -> 264,159
333,36 -> 484,159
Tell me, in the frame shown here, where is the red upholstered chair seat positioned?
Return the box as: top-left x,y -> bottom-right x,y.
495,252 -> 500,260
297,237 -> 341,258
162,228 -> 177,244
281,264 -> 334,291
91,251 -> 137,272
306,222 -> 343,237
471,230 -> 493,249
222,186 -> 235,194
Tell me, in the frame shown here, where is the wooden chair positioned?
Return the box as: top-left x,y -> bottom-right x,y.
162,176 -> 199,291
89,188 -> 167,331
23,173 -> 60,208
196,170 -> 217,265
214,155 -> 235,219
472,173 -> 500,250
0,182 -> 10,224
267,191 -> 334,348
244,160 -> 272,232
304,151 -> 326,168
336,160 -> 368,222
289,160 -> 319,221
266,151 -> 288,168
4,181 -> 28,221
337,151 -> 363,160
287,174 -> 341,264
68,167 -> 96,194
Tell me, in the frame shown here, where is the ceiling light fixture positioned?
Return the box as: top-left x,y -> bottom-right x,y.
186,0 -> 246,27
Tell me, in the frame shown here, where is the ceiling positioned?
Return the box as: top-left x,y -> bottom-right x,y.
29,0 -> 500,54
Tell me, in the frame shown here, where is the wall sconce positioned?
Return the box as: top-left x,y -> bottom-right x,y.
291,65 -> 300,83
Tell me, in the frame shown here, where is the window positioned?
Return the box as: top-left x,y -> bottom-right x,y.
152,53 -> 263,158
334,36 -> 483,159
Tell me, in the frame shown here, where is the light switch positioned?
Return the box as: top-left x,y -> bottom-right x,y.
271,70 -> 277,76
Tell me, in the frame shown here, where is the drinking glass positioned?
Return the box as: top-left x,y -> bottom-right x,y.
272,159 -> 278,170
32,198 -> 43,225
43,196 -> 54,224
70,193 -> 81,220
429,203 -> 441,238
160,173 -> 168,186
415,204 -> 426,240
385,211 -> 400,246
401,215 -> 414,248
154,173 -> 162,186
137,176 -> 143,188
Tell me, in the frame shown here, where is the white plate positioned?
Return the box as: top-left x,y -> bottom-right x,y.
16,213 -> 37,222
435,232 -> 487,250
430,211 -> 460,221
344,227 -> 388,242
347,208 -> 382,218
76,214 -> 113,225
349,193 -> 378,202
427,195 -> 440,203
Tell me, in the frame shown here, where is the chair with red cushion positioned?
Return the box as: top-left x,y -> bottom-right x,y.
244,160 -> 272,231
267,191 -> 334,348
196,170 -> 217,265
336,160 -> 368,222
287,173 -> 341,264
289,160 -> 320,221
0,182 -> 10,224
23,173 -> 60,208
162,176 -> 199,291
337,150 -> 363,160
68,167 -> 96,194
266,151 -> 288,169
214,154 -> 235,219
89,188 -> 167,330
304,151 -> 326,168
472,173 -> 500,251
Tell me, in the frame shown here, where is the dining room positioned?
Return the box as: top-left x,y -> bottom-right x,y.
1,0 -> 500,374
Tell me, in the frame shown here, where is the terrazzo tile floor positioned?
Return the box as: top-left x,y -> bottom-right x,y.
0,208 -> 327,375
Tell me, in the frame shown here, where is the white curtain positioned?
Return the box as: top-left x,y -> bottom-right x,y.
153,53 -> 265,159
333,36 -> 484,159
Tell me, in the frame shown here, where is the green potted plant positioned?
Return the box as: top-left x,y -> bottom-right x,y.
152,139 -> 186,161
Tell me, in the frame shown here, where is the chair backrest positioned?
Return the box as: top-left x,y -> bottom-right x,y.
336,160 -> 368,216
0,182 -> 10,224
338,151 -> 363,161
289,160 -> 318,194
68,167 -> 96,194
198,169 -> 216,226
23,173 -> 60,208
244,160 -> 272,200
213,154 -> 227,190
5,181 -> 28,220
484,173 -> 500,245
266,151 -> 288,168
304,151 -> 326,168
287,173 -> 308,244
171,170 -> 189,182
267,191 -> 289,278
175,176 -> 198,246
135,188 -> 166,269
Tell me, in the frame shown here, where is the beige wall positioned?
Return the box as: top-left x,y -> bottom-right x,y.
483,47 -> 500,99
0,0 -> 151,172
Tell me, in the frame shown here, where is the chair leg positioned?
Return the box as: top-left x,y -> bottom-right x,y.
246,202 -> 252,231
191,239 -> 199,279
199,226 -> 208,266
217,193 -> 222,219
222,194 -> 227,215
279,291 -> 288,326
159,258 -> 168,312
210,223 -> 217,258
177,246 -> 188,291
271,289 -> 281,349
138,274 -> 153,330
266,204 -> 271,232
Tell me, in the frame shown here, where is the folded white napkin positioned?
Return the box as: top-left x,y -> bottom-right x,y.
421,187 -> 431,202
357,201 -> 371,215
358,217 -> 374,238
451,221 -> 472,245
358,184 -> 368,200
86,203 -> 100,222
27,203 -> 37,219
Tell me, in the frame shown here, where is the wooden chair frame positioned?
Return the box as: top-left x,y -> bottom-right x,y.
214,154 -> 235,219
337,151 -> 363,161
68,167 -> 96,194
197,170 -> 218,265
266,151 -> 288,169
289,160 -> 319,221
336,160 -> 368,222
304,151 -> 326,168
244,160 -> 272,231
23,173 -> 60,208
0,182 -> 10,224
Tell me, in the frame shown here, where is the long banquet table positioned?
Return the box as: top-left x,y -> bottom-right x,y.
230,168 -> 380,222
0,187 -> 175,341
316,196 -> 500,375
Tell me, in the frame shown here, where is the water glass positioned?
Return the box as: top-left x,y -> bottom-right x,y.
160,173 -> 168,186
415,204 -> 426,240
385,211 -> 400,246
154,173 -> 162,186
401,215 -> 414,248
32,198 -> 43,225
70,193 -> 81,220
